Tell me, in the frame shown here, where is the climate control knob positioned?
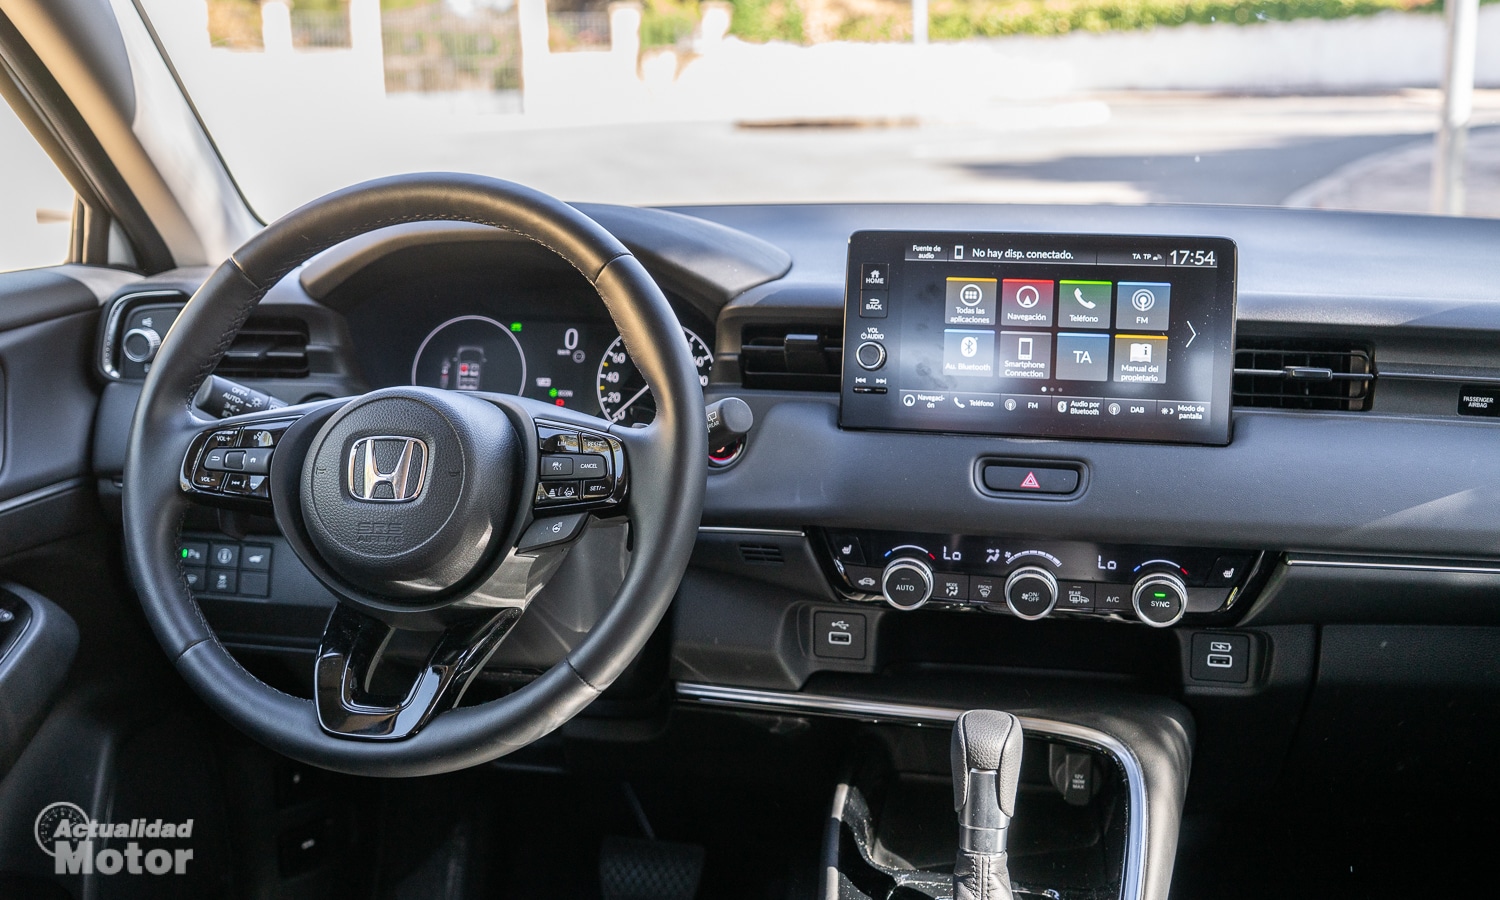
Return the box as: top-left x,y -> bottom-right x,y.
1004,566 -> 1058,620
881,558 -> 933,610
1132,572 -> 1188,627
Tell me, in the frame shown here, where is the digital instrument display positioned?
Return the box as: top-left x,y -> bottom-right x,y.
840,231 -> 1237,445
404,317 -> 712,425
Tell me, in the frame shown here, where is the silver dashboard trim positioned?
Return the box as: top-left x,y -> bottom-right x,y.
675,681 -> 1147,900
1285,557 -> 1500,575
697,526 -> 806,538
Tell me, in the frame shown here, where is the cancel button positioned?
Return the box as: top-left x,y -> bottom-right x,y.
1458,384 -> 1500,418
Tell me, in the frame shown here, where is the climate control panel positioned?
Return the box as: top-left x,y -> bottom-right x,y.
821,530 -> 1261,626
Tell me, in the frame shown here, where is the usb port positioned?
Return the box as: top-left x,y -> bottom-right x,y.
1206,653 -> 1233,668
827,631 -> 852,646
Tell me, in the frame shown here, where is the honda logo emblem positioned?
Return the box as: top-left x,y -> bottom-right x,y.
347,437 -> 427,502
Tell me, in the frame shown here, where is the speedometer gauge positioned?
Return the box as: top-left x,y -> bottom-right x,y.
597,327 -> 713,425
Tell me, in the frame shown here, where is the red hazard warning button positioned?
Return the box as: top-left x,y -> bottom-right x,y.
981,464 -> 1080,495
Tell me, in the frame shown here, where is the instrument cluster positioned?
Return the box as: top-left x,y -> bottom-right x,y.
343,262 -> 713,426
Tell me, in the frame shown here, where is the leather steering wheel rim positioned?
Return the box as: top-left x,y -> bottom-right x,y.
121,173 -> 706,776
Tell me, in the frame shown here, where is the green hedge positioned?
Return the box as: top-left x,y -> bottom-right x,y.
928,0 -> 1447,39
715,0 -> 1495,44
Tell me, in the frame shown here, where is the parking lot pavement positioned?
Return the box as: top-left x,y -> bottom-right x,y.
1287,127 -> 1500,218
226,90 -> 1499,218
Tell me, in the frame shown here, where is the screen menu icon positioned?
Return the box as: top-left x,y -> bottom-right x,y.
1058,281 -> 1112,329
943,329 -> 996,377
1116,282 -> 1171,331
1055,333 -> 1111,382
1114,334 -> 1168,383
945,277 -> 997,326
1000,331 -> 1052,379
1001,279 -> 1055,327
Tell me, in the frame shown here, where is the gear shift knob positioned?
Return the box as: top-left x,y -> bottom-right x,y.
952,710 -> 1024,900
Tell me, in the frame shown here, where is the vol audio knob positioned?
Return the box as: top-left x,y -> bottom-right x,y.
1132,572 -> 1188,627
1004,566 -> 1059,620
881,558 -> 933,611
854,341 -> 887,371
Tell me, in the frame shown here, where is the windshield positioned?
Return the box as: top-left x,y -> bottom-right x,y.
143,0 -> 1496,220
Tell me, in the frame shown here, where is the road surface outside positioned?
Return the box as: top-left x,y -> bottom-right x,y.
4,88 -> 1499,272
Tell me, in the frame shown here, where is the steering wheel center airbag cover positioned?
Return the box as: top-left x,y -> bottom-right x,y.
300,387 -> 518,598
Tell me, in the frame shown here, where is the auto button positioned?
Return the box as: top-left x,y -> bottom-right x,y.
881,558 -> 933,610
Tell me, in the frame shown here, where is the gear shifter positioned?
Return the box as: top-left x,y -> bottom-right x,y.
951,710 -> 1024,900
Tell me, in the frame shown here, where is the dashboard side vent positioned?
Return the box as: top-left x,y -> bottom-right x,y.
215,318 -> 310,379
739,325 -> 842,391
738,543 -> 785,565
1233,339 -> 1374,411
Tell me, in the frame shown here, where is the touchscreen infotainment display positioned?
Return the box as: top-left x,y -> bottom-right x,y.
840,231 -> 1237,444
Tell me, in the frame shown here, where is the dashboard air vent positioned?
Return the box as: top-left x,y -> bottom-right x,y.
739,325 -> 842,391
215,318 -> 310,379
738,543 -> 785,565
1233,339 -> 1374,411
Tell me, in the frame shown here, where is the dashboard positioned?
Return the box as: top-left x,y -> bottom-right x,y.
77,199 -> 1500,900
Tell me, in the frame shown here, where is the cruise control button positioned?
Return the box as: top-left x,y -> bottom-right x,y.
573,455 -> 607,478
582,479 -> 613,500
537,427 -> 581,453
535,481 -> 581,505
518,512 -> 589,552
580,435 -> 612,455
541,455 -> 574,477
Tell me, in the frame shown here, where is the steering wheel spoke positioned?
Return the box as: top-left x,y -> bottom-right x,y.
179,408 -> 313,508
315,602 -> 522,740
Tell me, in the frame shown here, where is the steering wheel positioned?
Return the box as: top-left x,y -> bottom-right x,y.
122,174 -> 706,777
